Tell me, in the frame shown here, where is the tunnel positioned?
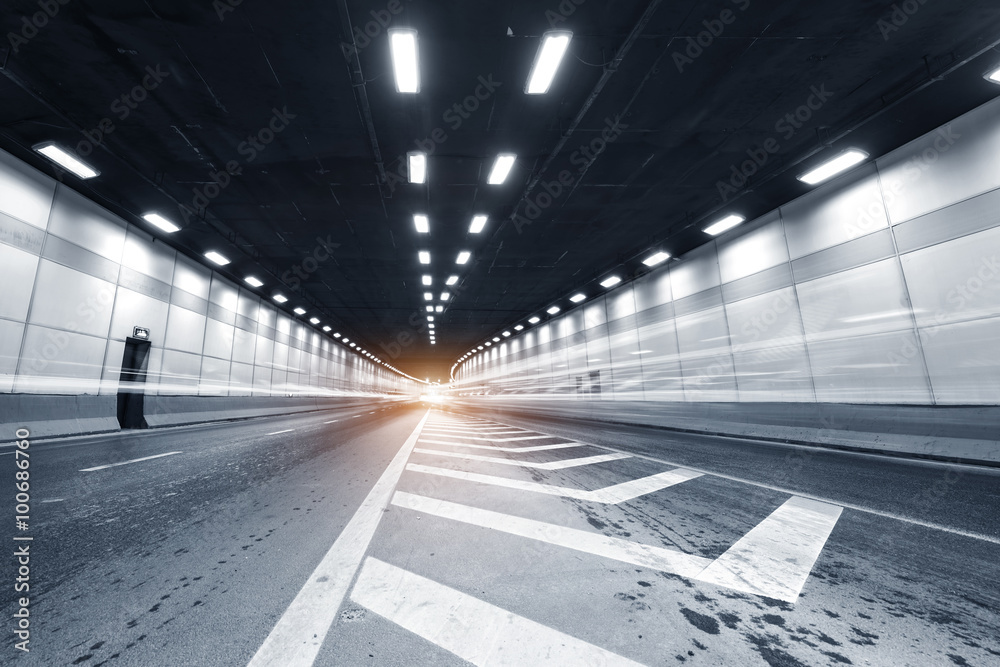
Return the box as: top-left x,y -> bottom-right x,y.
1,1 -> 999,665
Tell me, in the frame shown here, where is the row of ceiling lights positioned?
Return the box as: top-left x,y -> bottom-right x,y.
452,62 -> 1000,372
26,148 -> 421,381
390,29 -> 574,348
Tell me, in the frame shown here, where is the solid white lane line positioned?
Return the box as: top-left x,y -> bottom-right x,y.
695,496 -> 842,603
412,448 -> 629,470
246,410 -> 430,667
405,463 -> 701,504
418,439 -> 581,452
266,429 -> 295,436
350,557 -> 644,667
80,451 -> 182,472
394,492 -> 711,578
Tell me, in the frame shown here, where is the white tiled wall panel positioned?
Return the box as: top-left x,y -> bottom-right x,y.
0,149 -> 56,229
455,96 -> 1000,406
0,244 -> 40,321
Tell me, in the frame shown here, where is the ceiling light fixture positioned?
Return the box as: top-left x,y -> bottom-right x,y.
569,293 -> 586,303
703,214 -> 745,236
469,215 -> 488,234
547,306 -> 561,315
204,251 -> 230,266
600,276 -> 621,288
440,292 -> 450,301
33,142 -> 99,179
487,154 -> 516,184
407,151 -> 426,183
642,251 -> 670,267
388,29 -> 419,93
419,251 -> 431,264
426,305 -> 434,312
142,212 -> 180,234
446,275 -> 459,286
323,326 -> 331,332
455,251 -> 471,264
424,292 -> 433,301
435,305 -> 443,312
273,294 -> 288,303
797,149 -> 869,185
985,65 -> 1000,84
414,214 -> 429,233
525,31 -> 573,94
309,317 -> 320,325
294,307 -> 306,315
244,276 -> 264,287
422,274 -> 432,285
514,325 -> 524,331
502,331 -> 511,337
528,316 -> 540,324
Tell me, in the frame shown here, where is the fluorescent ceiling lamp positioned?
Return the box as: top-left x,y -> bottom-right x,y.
430,341 -> 436,345
435,305 -> 443,312
469,215 -> 488,234
334,332 -> 341,337
528,316 -> 540,324
419,251 -> 431,264
389,29 -> 419,93
487,154 -> 516,184
414,214 -> 429,233
294,307 -> 306,315
491,337 -> 499,342
142,212 -> 180,234
446,275 -> 459,285
985,65 -> 1000,83
273,294 -> 288,303
569,293 -> 586,303
244,276 -> 264,287
350,343 -> 356,347
502,331 -> 511,337
703,214 -> 745,236
600,275 -> 621,288
427,316 -> 434,322
309,317 -> 320,325
547,306 -> 561,315
323,326 -> 331,332
797,149 -> 869,185
343,338 -> 349,342
422,274 -> 432,285
514,324 -> 524,331
456,251 -> 471,264
485,341 -> 492,347
642,251 -> 670,267
478,345 -> 484,350
440,292 -> 450,301
33,142 -> 99,179
429,323 -> 435,329
408,151 -> 426,183
424,292 -> 433,301
204,251 -> 230,266
525,31 -> 572,94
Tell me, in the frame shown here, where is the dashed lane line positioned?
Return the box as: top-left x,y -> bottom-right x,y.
412,448 -> 630,470
350,557 -> 645,667
405,463 -> 703,504
79,451 -> 182,472
266,429 -> 295,436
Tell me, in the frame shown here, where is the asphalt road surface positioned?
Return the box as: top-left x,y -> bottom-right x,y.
2,400 -> 998,666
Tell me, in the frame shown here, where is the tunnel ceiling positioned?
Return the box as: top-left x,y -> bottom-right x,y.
2,0 -> 1000,381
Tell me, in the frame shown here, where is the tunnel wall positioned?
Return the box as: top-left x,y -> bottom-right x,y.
455,95 -> 1000,406
452,95 -> 1000,461
0,148 -> 415,438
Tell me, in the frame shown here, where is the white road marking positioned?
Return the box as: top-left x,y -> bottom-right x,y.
266,429 -> 294,436
418,439 -> 581,452
413,448 -> 629,470
351,557 -> 644,667
421,429 -> 527,436
351,415 -> 361,418
420,433 -> 558,442
406,463 -> 702,504
393,492 -> 711,577
695,496 -> 842,603
80,451 -> 182,472
247,411 -> 430,667
324,420 -> 338,424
